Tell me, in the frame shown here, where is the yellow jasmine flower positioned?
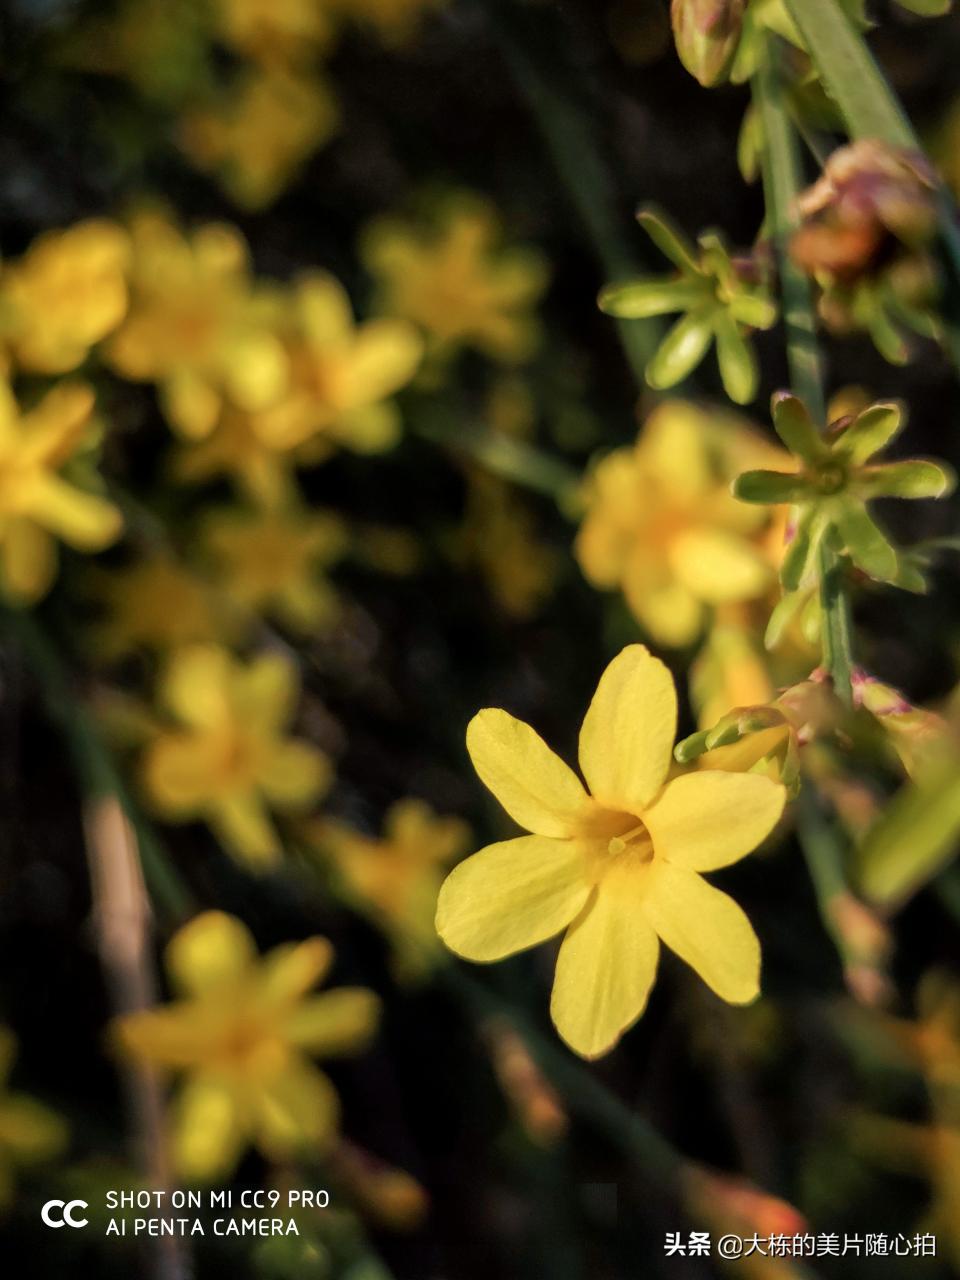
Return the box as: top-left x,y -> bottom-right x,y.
455,474 -> 559,619
0,219 -> 129,373
201,503 -> 348,631
575,400 -> 783,648
360,196 -> 548,364
173,405 -> 298,506
141,645 -> 331,867
179,68 -> 338,210
213,0 -> 337,66
436,645 -> 785,1059
88,553 -> 226,661
105,212 -> 288,440
113,911 -> 379,1181
317,799 -> 470,977
251,272 -> 422,454
0,1027 -> 68,1208
0,379 -> 122,603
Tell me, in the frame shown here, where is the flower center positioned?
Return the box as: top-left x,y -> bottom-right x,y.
607,820 -> 653,859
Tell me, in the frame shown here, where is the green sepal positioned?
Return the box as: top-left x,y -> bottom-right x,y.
780,506 -> 825,591
714,310 -> 758,404
771,391 -> 828,464
727,291 -> 778,330
833,501 -> 899,582
636,209 -> 700,274
597,278 -> 706,319
857,458 -> 956,500
646,307 -> 715,389
833,401 -> 902,464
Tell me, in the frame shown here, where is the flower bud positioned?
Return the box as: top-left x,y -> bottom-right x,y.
670,0 -> 745,87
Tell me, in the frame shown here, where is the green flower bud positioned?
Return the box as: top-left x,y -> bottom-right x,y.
670,0 -> 746,87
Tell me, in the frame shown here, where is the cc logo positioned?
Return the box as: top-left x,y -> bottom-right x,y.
41,1199 -> 89,1229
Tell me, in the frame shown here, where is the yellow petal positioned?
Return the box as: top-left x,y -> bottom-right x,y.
209,792 -> 282,868
254,1060 -> 339,1156
549,864 -> 659,1059
643,862 -> 760,1004
578,645 -> 676,811
669,529 -> 771,604
466,708 -> 588,836
161,370 -> 221,441
261,938 -> 333,1000
340,320 -> 422,404
234,651 -> 297,728
435,835 -> 590,962
2,518 -> 57,602
284,989 -> 381,1057
643,772 -> 785,872
161,645 -> 231,729
638,401 -> 712,498
172,1073 -> 246,1181
166,911 -> 257,995
26,473 -> 121,551
142,733 -> 224,815
111,1004 -> 220,1067
624,574 -> 703,649
260,740 -> 331,809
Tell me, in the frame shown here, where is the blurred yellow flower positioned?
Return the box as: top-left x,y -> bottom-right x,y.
335,0 -> 446,45
141,645 -> 331,867
180,68 -> 338,210
105,212 -> 288,440
202,503 -> 348,631
361,196 -> 548,364
89,553 -> 225,661
318,799 -> 470,977
455,474 -> 559,618
0,219 -> 129,374
690,613 -> 776,732
0,1027 -> 68,1208
575,400 -> 784,648
173,405 -> 297,505
0,380 -> 122,603
213,0 -> 337,65
113,911 -> 379,1181
436,645 -> 785,1058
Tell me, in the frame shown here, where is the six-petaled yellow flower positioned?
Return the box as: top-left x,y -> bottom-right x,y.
113,911 -> 379,1181
0,379 -> 122,603
575,400 -> 783,648
436,645 -> 785,1059
361,196 -> 548,364
0,219 -> 129,373
141,645 -> 331,867
0,1027 -> 68,1208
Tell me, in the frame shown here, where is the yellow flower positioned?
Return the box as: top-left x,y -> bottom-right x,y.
88,553 -> 226,661
575,400 -> 783,648
105,212 -> 288,440
0,219 -> 129,373
455,474 -> 559,618
436,645 -> 785,1058
201,503 -> 348,631
179,68 -> 338,210
173,404 -> 297,505
249,272 -> 422,454
113,911 -> 379,1181
0,1027 -> 68,1208
361,196 -> 548,364
317,799 -> 469,977
141,645 -> 331,867
213,0 -> 337,65
0,379 -> 122,603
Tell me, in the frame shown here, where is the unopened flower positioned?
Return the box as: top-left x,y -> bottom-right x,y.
0,379 -> 122,603
600,211 -> 777,403
670,0 -> 745,87
113,911 -> 379,1180
105,212 -> 288,440
140,645 -> 331,867
852,670 -> 952,779
361,197 -> 548,365
0,220 -> 129,373
734,392 -> 954,591
436,645 -> 785,1058
0,1027 -> 68,1209
575,401 -> 781,647
202,503 -> 348,632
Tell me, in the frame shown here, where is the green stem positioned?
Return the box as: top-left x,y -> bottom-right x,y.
754,39 -> 855,705
2,607 -> 195,923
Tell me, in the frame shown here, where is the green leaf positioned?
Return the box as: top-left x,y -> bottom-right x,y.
833,402 -> 902,464
714,310 -> 758,404
645,308 -> 715,389
733,469 -> 810,504
771,391 -> 828,463
858,459 -> 956,499
636,209 -> 701,275
833,502 -> 899,582
858,761 -> 960,908
597,278 -> 706,319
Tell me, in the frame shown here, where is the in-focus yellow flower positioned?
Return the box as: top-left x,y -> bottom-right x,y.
179,68 -> 338,210
0,220 -> 129,373
202,503 -> 348,631
113,911 -> 379,1181
249,273 -> 422,454
0,379 -> 122,603
361,197 -> 548,364
88,553 -> 225,661
317,799 -> 469,977
105,212 -> 288,440
0,1027 -> 68,1208
141,645 -> 331,867
436,645 -> 785,1058
575,400 -> 783,648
